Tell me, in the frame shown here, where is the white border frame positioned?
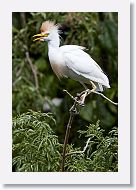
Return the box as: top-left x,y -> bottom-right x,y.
0,0 -> 130,184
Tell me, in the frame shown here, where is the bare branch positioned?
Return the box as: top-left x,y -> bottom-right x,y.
61,89 -> 88,172
66,137 -> 91,156
20,12 -> 26,28
61,99 -> 78,172
25,51 -> 39,91
92,91 -> 118,106
63,89 -> 78,102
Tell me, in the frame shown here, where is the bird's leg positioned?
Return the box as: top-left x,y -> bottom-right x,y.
90,81 -> 97,92
77,82 -> 88,95
80,82 -> 88,90
63,89 -> 88,107
77,81 -> 97,105
76,82 -> 91,106
77,89 -> 90,106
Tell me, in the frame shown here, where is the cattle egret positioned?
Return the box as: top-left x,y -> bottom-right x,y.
33,21 -> 110,101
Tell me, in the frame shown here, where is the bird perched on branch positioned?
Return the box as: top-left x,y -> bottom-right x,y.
33,21 -> 110,104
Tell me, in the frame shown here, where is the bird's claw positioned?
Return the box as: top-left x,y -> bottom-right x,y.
77,100 -> 85,107
63,89 -> 90,107
77,89 -> 90,97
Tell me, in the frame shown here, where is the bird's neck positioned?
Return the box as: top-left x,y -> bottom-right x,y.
48,32 -> 60,48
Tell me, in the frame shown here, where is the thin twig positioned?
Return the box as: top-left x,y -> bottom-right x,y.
66,137 -> 91,156
25,51 -> 39,91
92,91 -> 118,106
63,89 -> 78,102
16,61 -> 25,77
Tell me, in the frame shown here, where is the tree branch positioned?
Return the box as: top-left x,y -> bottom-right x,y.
61,88 -> 118,172
66,137 -> 91,156
61,98 -> 78,172
92,91 -> 118,106
20,12 -> 26,28
25,51 -> 39,91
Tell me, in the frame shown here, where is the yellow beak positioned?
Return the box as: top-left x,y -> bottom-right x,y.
32,33 -> 49,41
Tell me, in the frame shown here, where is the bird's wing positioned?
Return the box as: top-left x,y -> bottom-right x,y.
60,45 -> 86,52
60,45 -> 103,72
60,45 -> 109,86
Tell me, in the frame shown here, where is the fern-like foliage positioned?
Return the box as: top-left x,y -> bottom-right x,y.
12,111 -> 118,172
78,121 -> 118,171
12,110 -> 61,172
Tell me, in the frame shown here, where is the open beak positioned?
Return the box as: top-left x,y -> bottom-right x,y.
32,33 -> 45,42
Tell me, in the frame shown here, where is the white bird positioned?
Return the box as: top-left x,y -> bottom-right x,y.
33,21 -> 110,100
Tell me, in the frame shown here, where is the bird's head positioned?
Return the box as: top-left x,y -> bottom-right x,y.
33,21 -> 60,42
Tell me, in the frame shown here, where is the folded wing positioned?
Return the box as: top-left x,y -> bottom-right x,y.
60,45 -> 110,89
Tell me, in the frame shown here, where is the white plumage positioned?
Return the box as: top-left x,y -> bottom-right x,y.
33,21 -> 110,92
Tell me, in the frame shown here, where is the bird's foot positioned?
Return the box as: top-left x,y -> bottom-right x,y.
90,88 -> 96,93
76,89 -> 91,106
63,89 -> 91,106
77,89 -> 91,97
76,100 -> 85,107
90,81 -> 97,92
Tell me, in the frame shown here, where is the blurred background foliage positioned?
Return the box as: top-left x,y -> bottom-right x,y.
12,12 -> 118,171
